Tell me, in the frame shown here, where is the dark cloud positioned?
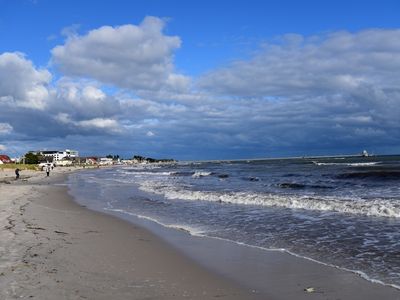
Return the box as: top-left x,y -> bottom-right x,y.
194,29 -> 400,157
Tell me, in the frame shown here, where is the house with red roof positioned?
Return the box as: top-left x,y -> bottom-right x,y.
85,157 -> 98,165
0,155 -> 12,164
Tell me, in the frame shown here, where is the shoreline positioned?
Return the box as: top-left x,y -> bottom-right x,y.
99,204 -> 400,300
0,168 -> 260,299
1,168 -> 400,299
68,167 -> 400,299
104,208 -> 400,291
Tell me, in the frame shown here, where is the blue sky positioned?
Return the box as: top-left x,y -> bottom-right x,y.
1,0 -> 400,159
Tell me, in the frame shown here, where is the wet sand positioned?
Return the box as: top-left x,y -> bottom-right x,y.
1,167 -> 400,299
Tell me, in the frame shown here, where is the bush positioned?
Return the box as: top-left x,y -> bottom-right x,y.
24,153 -> 40,164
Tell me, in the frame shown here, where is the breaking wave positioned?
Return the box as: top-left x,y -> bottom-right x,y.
192,171 -> 213,178
138,181 -> 400,218
313,162 -> 380,166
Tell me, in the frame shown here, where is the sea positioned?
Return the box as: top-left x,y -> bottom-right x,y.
67,155 -> 400,288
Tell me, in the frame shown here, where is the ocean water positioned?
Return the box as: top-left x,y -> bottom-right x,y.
68,155 -> 400,288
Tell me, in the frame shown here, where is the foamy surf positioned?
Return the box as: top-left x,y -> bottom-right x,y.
312,161 -> 381,166
68,155 -> 400,289
192,171 -> 213,178
138,181 -> 400,218
103,207 -> 207,237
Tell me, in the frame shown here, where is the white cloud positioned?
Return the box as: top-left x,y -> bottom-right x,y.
54,112 -> 71,124
51,16 -> 190,92
0,52 -> 51,110
0,123 -> 13,134
55,113 -> 121,133
0,144 -> 6,151
53,78 -> 121,119
82,85 -> 106,100
146,131 -> 155,137
78,118 -> 120,131
199,29 -> 400,98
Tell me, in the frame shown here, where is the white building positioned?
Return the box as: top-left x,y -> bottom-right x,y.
99,157 -> 113,165
30,149 -> 79,161
56,160 -> 73,166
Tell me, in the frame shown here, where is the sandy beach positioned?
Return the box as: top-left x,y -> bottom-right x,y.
0,168 -> 259,299
1,167 -> 400,299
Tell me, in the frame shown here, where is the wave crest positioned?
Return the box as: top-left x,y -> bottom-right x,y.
139,181 -> 400,218
192,171 -> 213,178
313,162 -> 380,166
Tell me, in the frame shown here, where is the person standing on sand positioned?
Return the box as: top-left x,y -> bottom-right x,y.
15,168 -> 20,180
45,165 -> 50,177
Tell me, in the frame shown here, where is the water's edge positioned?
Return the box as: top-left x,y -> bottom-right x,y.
65,170 -> 400,294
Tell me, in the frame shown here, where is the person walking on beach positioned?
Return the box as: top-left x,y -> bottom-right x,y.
15,168 -> 20,180
45,164 -> 50,177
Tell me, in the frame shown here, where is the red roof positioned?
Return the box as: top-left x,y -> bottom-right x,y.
0,155 -> 11,163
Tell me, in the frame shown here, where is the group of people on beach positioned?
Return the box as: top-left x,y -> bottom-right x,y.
14,164 -> 51,180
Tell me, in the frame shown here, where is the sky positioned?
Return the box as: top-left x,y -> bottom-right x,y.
1,0 -> 400,160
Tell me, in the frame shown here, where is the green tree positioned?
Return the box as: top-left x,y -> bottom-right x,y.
24,153 -> 39,164
133,155 -> 145,162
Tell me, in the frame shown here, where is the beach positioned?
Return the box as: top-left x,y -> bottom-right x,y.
1,166 -> 400,299
0,168 -> 260,299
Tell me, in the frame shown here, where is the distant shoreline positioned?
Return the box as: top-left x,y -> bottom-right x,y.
186,153 -> 400,163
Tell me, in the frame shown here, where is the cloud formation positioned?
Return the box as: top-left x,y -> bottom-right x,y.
1,23 -> 400,159
51,16 -> 190,93
51,79 -> 121,126
0,52 -> 51,110
195,29 -> 400,156
199,29 -> 400,98
0,53 -> 122,147
0,123 -> 13,135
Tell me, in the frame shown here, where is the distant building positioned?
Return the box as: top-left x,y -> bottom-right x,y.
99,157 -> 113,165
56,160 -> 73,166
0,154 -> 12,164
120,159 -> 134,165
85,157 -> 98,165
29,149 -> 79,161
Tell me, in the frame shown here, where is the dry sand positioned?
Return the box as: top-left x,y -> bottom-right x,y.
1,167 -> 400,299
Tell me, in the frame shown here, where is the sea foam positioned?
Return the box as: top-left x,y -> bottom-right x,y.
139,181 -> 400,218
